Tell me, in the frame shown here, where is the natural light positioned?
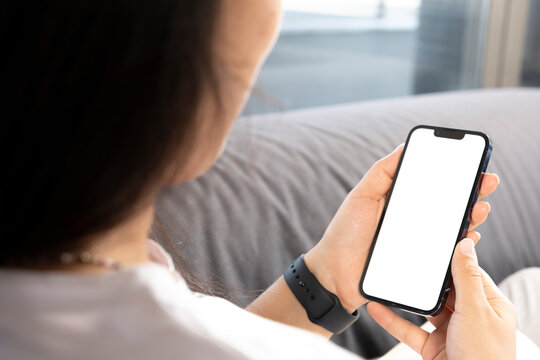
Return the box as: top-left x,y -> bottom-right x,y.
283,0 -> 421,16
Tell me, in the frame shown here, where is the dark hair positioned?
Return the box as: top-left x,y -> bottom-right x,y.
0,0 -> 221,277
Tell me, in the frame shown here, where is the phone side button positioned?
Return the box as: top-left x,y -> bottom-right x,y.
472,192 -> 479,204
471,197 -> 479,218
469,189 -> 480,222
462,222 -> 470,237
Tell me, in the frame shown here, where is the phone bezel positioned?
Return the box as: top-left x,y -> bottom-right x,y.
359,124 -> 493,316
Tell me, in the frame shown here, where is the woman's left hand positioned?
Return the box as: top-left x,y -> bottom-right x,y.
304,145 -> 500,313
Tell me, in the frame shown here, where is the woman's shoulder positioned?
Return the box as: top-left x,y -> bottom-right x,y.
0,242 -> 359,360
0,259 -> 248,360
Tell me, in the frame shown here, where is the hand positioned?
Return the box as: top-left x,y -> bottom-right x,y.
367,238 -> 516,360
304,145 -> 500,312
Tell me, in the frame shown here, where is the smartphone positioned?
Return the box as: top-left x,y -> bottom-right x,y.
359,125 -> 492,316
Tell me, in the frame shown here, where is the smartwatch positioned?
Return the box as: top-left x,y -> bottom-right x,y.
284,254 -> 359,334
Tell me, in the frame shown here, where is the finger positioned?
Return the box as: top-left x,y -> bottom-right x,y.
479,268 -> 514,319
427,233 -> 480,329
445,286 -> 456,311
426,305 -> 452,328
426,284 -> 456,327
466,231 -> 481,245
367,302 -> 429,354
478,173 -> 500,199
469,202 -> 491,230
352,144 -> 403,201
451,238 -> 488,312
479,268 -> 507,302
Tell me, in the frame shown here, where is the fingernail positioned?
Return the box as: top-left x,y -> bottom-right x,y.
460,238 -> 475,257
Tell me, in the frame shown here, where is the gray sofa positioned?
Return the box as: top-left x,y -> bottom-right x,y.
153,88 -> 540,359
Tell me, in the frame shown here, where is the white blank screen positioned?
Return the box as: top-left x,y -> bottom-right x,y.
362,128 -> 486,312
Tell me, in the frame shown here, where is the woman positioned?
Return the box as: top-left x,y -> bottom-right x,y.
0,1 -> 533,359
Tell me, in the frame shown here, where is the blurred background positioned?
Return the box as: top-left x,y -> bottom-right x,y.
244,0 -> 540,114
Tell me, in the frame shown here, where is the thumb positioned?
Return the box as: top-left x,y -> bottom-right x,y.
451,238 -> 487,312
352,145 -> 403,200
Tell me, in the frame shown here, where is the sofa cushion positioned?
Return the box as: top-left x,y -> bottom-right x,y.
154,88 -> 540,358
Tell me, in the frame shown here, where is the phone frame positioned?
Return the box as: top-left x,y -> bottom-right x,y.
359,125 -> 493,316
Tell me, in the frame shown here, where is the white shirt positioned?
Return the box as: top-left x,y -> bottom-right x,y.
0,241 -> 360,360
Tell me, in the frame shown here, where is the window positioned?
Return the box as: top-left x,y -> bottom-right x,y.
522,0 -> 540,87
244,0 -> 528,115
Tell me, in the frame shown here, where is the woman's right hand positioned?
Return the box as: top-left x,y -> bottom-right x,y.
367,237 -> 517,360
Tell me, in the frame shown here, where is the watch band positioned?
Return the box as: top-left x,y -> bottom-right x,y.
284,254 -> 359,334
